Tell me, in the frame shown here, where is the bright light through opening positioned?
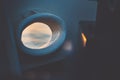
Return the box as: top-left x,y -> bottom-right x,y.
21,22 -> 52,49
81,33 -> 87,47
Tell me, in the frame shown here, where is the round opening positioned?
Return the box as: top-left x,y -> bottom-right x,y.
18,13 -> 66,55
21,22 -> 53,49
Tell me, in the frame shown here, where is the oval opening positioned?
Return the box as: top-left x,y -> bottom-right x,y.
18,13 -> 66,55
21,22 -> 53,49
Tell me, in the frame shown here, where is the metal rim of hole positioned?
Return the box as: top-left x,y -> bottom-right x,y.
17,13 -> 66,56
